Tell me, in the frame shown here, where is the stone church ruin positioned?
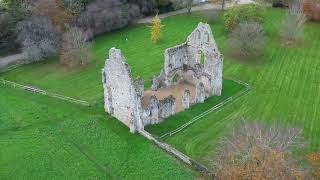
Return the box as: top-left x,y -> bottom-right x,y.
102,22 -> 223,133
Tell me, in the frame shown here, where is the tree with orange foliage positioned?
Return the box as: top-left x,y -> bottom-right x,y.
207,121 -> 308,180
32,0 -> 72,32
308,152 -> 320,179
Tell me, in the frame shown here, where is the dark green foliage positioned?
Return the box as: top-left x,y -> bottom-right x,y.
0,0 -> 31,48
224,4 -> 264,30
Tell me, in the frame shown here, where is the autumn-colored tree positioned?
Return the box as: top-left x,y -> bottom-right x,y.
150,15 -> 164,43
207,121 -> 308,180
33,0 -> 72,32
308,152 -> 320,179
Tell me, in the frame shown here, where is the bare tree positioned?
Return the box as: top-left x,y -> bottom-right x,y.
206,121 -> 308,179
60,27 -> 91,68
226,22 -> 265,60
280,0 -> 307,44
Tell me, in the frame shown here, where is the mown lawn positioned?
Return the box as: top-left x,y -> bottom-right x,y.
0,85 -> 195,179
164,8 -> 320,164
1,7 -> 320,178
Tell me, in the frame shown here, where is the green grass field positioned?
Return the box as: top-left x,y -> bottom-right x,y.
0,85 -> 195,179
163,9 -> 320,164
1,7 -> 320,179
0,13 -> 216,103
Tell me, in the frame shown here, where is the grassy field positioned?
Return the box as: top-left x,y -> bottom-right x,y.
163,9 -> 320,164
0,85 -> 195,179
1,7 -> 320,178
0,13 -> 217,103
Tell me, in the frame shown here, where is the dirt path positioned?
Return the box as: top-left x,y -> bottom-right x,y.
142,82 -> 197,112
0,53 -> 25,70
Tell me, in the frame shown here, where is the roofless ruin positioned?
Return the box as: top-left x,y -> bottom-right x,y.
102,22 -> 223,133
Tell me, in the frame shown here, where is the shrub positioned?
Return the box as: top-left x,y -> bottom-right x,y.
60,27 -> 91,68
16,16 -> 60,62
280,0 -> 307,43
224,4 -> 264,30
225,22 -> 265,60
206,121 -> 308,179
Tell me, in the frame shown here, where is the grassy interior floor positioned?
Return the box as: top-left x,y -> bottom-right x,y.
0,85 -> 196,179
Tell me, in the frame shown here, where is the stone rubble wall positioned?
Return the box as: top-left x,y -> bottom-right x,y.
103,22 -> 223,133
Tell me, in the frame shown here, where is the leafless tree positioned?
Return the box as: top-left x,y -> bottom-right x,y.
226,22 -> 265,60
206,121 -> 308,179
280,0 -> 307,44
60,27 -> 91,68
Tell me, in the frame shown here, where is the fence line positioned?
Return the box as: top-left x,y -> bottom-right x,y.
159,79 -> 251,139
0,78 -> 90,106
139,130 -> 215,178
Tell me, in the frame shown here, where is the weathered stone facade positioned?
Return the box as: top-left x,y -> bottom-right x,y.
152,22 -> 223,96
182,89 -> 191,109
102,22 -> 223,133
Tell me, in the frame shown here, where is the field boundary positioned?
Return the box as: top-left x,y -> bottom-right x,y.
139,130 -> 215,178
0,78 -> 90,106
158,79 -> 251,139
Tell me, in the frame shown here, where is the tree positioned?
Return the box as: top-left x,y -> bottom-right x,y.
308,152 -> 320,179
75,0 -> 141,40
280,0 -> 307,44
225,22 -> 265,60
206,121 -> 308,179
16,16 -> 60,62
150,15 -> 164,43
0,1 -> 31,48
60,27 -> 92,68
171,0 -> 193,13
223,4 -> 265,30
32,0 -> 73,32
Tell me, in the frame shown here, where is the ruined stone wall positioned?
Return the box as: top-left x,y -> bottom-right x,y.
158,95 -> 176,118
103,22 -> 224,133
186,22 -> 223,96
164,43 -> 188,76
154,22 -> 223,96
102,48 -> 144,133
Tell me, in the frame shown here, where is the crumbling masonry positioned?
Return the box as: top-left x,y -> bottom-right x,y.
102,22 -> 223,133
